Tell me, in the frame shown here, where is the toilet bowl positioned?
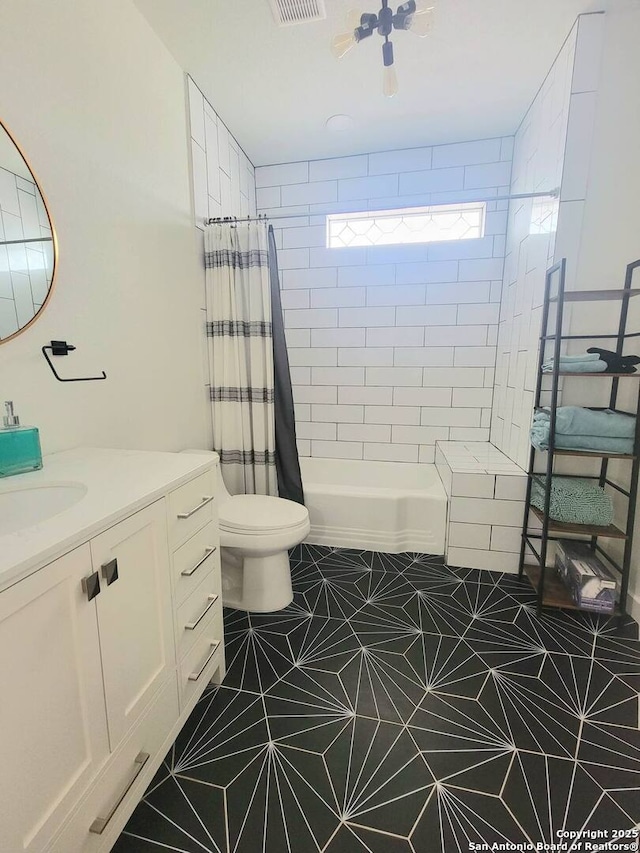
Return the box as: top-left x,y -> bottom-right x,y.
219,491 -> 310,612
181,450 -> 310,612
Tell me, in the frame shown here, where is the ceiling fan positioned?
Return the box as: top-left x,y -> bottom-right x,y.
331,0 -> 435,97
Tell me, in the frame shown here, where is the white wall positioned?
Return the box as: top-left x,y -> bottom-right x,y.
492,8 -> 640,617
256,138 -> 512,464
571,6 -> 640,293
187,77 -> 257,229
559,5 -> 640,618
0,0 -> 209,454
185,77 -> 257,441
491,21 -> 579,468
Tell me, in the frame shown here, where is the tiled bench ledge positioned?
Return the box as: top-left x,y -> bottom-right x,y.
435,441 -> 527,573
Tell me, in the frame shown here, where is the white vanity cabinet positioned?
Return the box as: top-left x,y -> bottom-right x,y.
0,451 -> 225,853
0,544 -> 110,853
168,471 -> 224,716
89,500 -> 174,751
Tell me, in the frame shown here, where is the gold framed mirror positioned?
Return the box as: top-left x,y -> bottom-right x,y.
0,119 -> 57,344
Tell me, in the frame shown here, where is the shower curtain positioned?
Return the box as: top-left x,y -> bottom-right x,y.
269,225 -> 304,505
205,220 -> 277,496
205,220 -> 304,503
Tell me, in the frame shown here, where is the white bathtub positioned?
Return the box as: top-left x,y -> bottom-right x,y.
299,457 -> 447,554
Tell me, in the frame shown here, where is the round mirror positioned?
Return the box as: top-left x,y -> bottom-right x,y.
0,119 -> 56,344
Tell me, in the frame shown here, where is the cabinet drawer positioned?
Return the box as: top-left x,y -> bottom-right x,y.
168,469 -> 216,549
179,615 -> 224,708
172,521 -> 220,606
50,677 -> 179,853
175,571 -> 222,661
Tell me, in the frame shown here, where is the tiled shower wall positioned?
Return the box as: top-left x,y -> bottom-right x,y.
256,138 -> 513,463
187,76 -> 257,443
491,14 -> 604,469
187,76 -> 256,229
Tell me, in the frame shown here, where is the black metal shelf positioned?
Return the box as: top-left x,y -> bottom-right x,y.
519,257 -> 640,620
523,564 -> 624,616
548,288 -> 640,302
541,333 -> 640,341
529,506 -> 627,539
549,371 -> 640,377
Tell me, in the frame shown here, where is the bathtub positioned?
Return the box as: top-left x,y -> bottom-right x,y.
299,457 -> 447,554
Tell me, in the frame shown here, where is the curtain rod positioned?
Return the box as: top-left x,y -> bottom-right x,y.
0,236 -> 53,246
205,188 -> 560,226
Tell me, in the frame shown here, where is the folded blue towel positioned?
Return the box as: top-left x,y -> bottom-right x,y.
552,353 -> 601,363
542,359 -> 607,373
531,408 -> 635,454
531,428 -> 634,454
534,406 -> 636,438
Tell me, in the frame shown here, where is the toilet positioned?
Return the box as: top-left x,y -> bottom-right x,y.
182,450 -> 310,612
218,487 -> 310,612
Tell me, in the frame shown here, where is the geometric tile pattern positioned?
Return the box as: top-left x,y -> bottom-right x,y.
115,545 -> 640,852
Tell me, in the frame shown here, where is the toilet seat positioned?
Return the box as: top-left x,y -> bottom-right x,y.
219,494 -> 309,535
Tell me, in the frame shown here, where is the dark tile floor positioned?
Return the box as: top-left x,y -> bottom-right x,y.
114,545 -> 640,853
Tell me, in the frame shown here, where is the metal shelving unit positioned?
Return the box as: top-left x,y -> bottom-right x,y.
518,258 -> 640,618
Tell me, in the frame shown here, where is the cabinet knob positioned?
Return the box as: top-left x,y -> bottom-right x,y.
101,558 -> 119,586
81,572 -> 101,601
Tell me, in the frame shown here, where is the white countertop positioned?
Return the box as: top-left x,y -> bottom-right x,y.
0,447 -> 217,592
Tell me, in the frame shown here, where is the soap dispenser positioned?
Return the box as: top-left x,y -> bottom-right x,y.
0,402 -> 43,477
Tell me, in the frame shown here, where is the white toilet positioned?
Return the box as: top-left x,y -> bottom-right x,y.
216,468 -> 310,613
182,450 -> 310,612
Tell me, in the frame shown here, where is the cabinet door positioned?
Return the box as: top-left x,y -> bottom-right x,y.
0,545 -> 109,853
90,499 -> 174,751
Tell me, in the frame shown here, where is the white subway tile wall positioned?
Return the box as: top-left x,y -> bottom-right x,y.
435,441 -> 526,572
187,75 -> 257,436
187,76 -> 256,229
256,137 -> 512,460
491,17 -> 604,468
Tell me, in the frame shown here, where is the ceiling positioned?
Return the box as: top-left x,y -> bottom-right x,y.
133,0 -> 604,166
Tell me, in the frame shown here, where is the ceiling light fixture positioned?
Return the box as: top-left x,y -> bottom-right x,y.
331,1 -> 434,98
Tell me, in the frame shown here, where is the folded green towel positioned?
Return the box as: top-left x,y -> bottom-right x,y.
530,408 -> 635,453
542,359 -> 607,373
531,476 -> 614,526
530,420 -> 634,454
551,353 -> 601,362
534,406 -> 636,438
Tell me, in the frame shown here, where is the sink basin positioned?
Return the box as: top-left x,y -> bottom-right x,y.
0,482 -> 88,536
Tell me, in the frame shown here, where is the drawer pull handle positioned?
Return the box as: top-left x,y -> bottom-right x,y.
185,594 -> 219,631
188,641 -> 221,681
181,547 -> 216,577
89,751 -> 150,835
177,495 -> 214,519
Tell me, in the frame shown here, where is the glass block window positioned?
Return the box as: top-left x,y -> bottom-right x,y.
326,202 -> 486,249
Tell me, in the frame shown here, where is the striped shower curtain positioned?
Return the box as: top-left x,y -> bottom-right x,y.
204,221 -> 277,496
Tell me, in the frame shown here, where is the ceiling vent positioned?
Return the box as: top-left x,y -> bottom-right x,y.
268,0 -> 327,27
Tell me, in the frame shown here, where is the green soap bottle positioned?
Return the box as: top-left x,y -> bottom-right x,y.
0,401 -> 43,478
